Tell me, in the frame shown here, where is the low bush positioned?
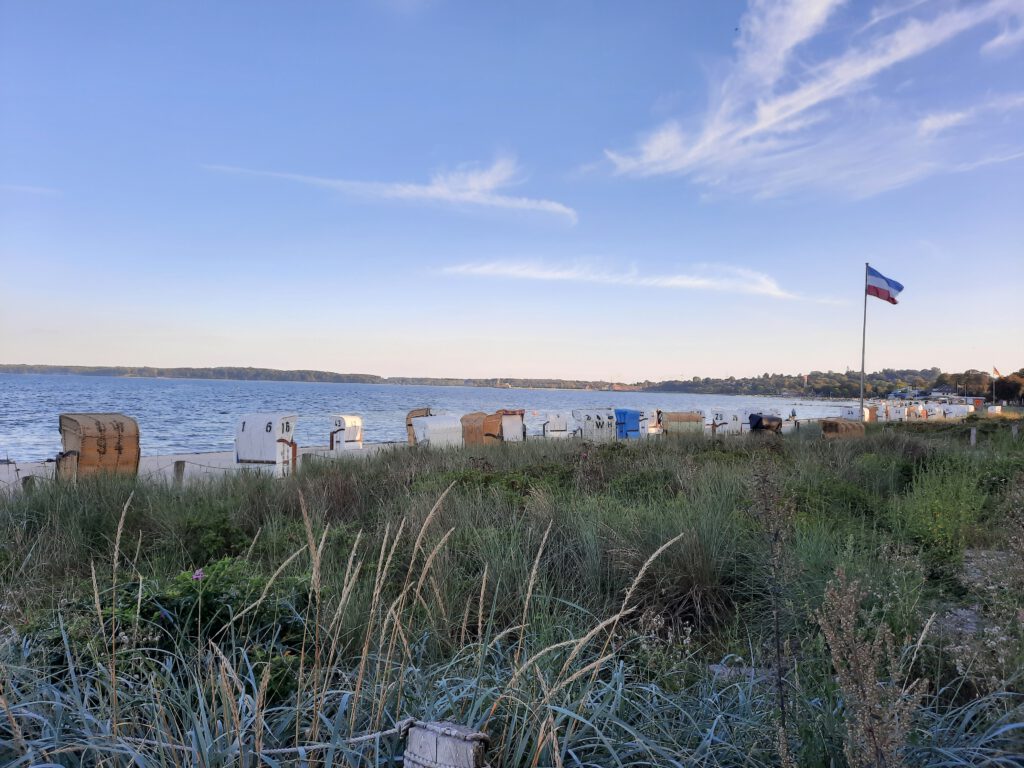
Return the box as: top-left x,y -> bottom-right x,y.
888,457 -> 987,570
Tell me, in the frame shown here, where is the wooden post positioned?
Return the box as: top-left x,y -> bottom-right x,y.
969,427 -> 977,448
1012,424 -> 1019,441
404,722 -> 488,768
173,460 -> 186,486
55,451 -> 78,482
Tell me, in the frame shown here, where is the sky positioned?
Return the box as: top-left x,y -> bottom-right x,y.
1,0 -> 1022,382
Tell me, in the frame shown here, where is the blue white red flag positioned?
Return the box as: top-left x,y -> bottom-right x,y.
866,266 -> 903,304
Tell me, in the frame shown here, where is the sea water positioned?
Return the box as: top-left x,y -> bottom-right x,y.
0,373 -> 855,461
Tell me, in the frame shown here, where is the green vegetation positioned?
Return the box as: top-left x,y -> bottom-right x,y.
2,423 -> 1024,765
650,367 -> 1024,400
0,364 -> 622,390
5,363 -> 1023,400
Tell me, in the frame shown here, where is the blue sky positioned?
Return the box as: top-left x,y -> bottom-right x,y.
1,0 -> 1021,381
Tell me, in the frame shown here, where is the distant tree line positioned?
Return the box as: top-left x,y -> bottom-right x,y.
2,363 -> 1021,401
0,365 -> 620,391
934,369 -> 1024,401
643,368 -> 943,398
0,365 -> 384,384
644,367 -> 1024,401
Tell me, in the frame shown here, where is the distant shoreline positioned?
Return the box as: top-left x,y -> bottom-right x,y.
0,370 -> 851,402
0,363 -> 964,399
0,365 -> 625,391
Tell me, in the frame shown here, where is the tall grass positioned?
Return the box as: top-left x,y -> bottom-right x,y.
2,425 -> 1023,765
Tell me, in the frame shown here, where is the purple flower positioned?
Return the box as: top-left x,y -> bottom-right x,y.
192,568 -> 205,581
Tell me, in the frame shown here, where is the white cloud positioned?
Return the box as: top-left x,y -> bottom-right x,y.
606,0 -> 1024,196
859,0 -> 935,33
918,93 -> 1024,136
207,156 -> 577,224
735,0 -> 846,88
982,19 -> 1024,53
918,110 -> 971,136
443,260 -> 832,301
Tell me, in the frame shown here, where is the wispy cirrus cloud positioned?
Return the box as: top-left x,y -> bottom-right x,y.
207,156 -> 577,223
859,0 -> 935,33
444,260 -> 835,302
606,0 -> 1024,197
982,13 -> 1024,53
918,92 -> 1024,137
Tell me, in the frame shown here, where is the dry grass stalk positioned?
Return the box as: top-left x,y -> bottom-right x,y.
405,482 -> 455,589
349,518 -> 406,732
374,516 -> 452,728
326,530 -> 364,640
531,664 -> 564,768
553,528 -> 690,749
370,525 -> 455,728
478,564 -> 489,639
459,597 -> 472,647
0,687 -> 28,759
364,487 -> 453,730
556,609 -> 635,679
297,490 -> 331,741
412,527 -> 456,606
216,656 -> 241,747
244,525 -> 263,560
228,545 -> 307,625
253,662 -> 271,756
817,568 -> 925,768
749,457 -> 796,765
110,492 -> 133,594
105,491 -> 132,736
515,520 -> 553,668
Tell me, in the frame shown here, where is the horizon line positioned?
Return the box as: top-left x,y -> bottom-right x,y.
1,362 -> 998,388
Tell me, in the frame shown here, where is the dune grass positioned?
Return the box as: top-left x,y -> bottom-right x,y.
2,423 -> 1023,766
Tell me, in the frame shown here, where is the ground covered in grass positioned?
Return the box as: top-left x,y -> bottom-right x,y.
2,420 -> 1023,766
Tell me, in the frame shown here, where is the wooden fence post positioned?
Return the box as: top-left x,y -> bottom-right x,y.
55,452 -> 78,483
404,722 -> 489,768
173,460 -> 186,487
969,427 -> 977,448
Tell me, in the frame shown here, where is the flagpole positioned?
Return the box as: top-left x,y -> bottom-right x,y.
859,262 -> 868,421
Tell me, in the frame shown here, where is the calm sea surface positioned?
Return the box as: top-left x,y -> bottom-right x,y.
0,374 -> 855,461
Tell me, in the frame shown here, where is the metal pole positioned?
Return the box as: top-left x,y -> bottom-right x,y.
859,262 -> 868,421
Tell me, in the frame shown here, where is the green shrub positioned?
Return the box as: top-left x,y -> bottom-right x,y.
607,468 -> 678,500
177,506 -> 250,564
22,556 -> 311,699
852,451 -> 915,498
889,458 -> 987,570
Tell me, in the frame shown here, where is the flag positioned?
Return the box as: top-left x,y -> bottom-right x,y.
866,266 -> 904,304
994,366 -> 1002,378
